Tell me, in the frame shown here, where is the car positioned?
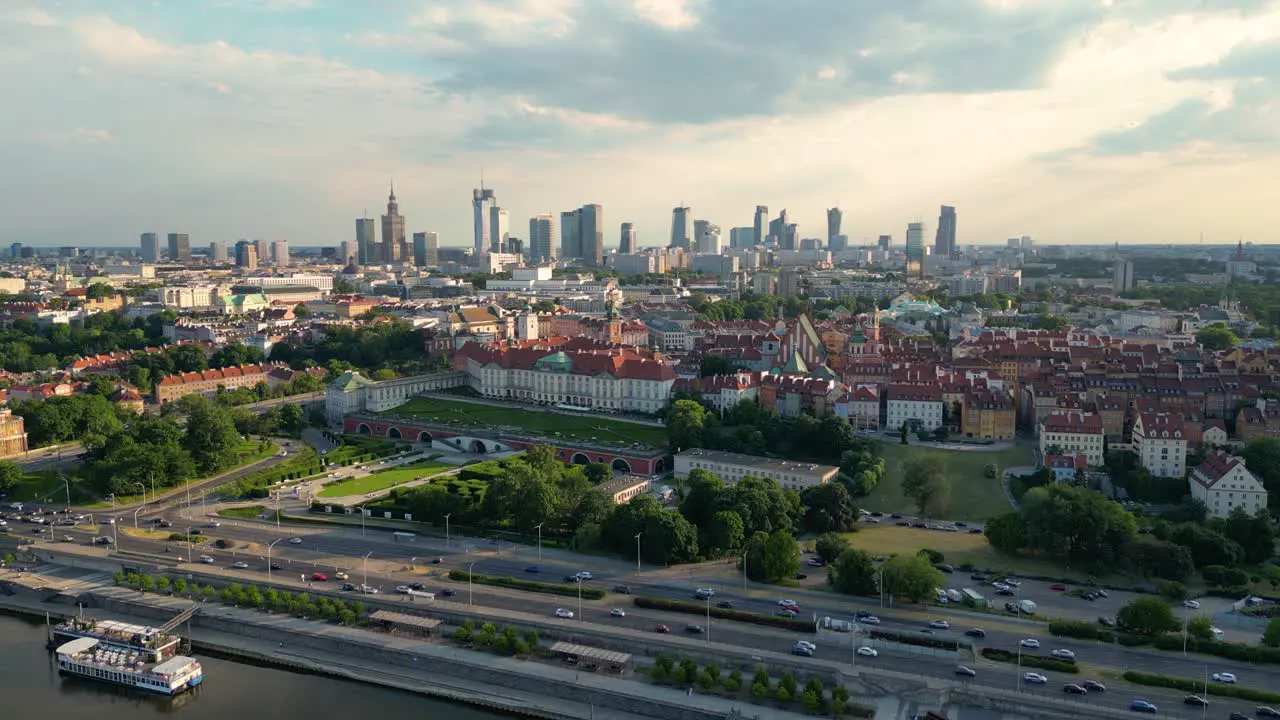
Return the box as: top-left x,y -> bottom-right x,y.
30,527 -> 43,534
856,646 -> 877,657
1019,638 -> 1040,649
963,628 -> 986,638
395,585 -> 412,594
1212,672 -> 1237,683
1022,672 -> 1047,684
93,536 -> 114,545
197,555 -> 215,564
232,561 -> 249,569
310,573 -> 328,581
205,521 -> 221,528
775,609 -> 798,619
554,608 -> 574,619
1183,695 -> 1208,707
855,610 -> 874,619
441,588 -> 456,597
1082,680 -> 1106,692
695,588 -> 716,599
610,608 -> 626,617
794,640 -> 816,651
612,585 -> 632,594
334,572 -> 350,580
1063,684 -> 1087,695
564,575 -> 580,583
269,562 -> 283,570
928,620 -> 950,630
1184,599 -> 1200,609
684,624 -> 704,634
1050,649 -> 1076,661
996,588 -> 1015,596
1049,583 -> 1067,591
525,565 -> 540,573
896,521 -> 911,527
968,528 -> 983,534
777,598 -> 797,608
1095,589 -> 1108,598
791,644 -> 813,657
1259,709 -> 1280,719
288,537 -> 303,545
341,583 -> 356,591
807,558 -> 825,567
575,571 -> 593,580
1098,616 -> 1116,627
1229,713 -> 1249,720
1128,700 -> 1157,714
1003,578 -> 1021,586
955,666 -> 977,677
860,615 -> 881,625
654,624 -> 670,633
59,535 -> 76,542
936,563 -> 954,573
716,600 -> 734,609
793,572 -> 808,580
431,557 -> 443,564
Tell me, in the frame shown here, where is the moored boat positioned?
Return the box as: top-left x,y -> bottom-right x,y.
55,637 -> 203,696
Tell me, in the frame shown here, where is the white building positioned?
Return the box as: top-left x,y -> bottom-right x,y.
886,384 -> 944,432
674,448 -> 837,493
1037,411 -> 1105,466
161,284 -> 231,310
1190,451 -> 1268,519
237,274 -> 335,293
1132,412 -> 1187,478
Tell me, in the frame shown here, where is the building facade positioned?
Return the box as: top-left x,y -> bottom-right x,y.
1190,451 -> 1269,520
0,408 -> 29,459
674,448 -> 837,492
1132,411 -> 1187,478
886,384 -> 944,432
1038,411 -> 1105,466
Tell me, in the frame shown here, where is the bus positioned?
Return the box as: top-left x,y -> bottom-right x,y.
961,588 -> 985,607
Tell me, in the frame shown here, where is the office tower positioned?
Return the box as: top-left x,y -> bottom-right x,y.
140,233 -> 160,263
423,232 -> 439,266
1113,259 -> 1135,294
529,214 -> 556,263
769,209 -> 795,249
381,182 -> 405,263
489,206 -> 509,253
505,237 -> 523,256
670,206 -> 692,249
473,186 -> 496,255
412,232 -> 429,267
934,205 -> 957,259
729,227 -> 754,249
355,217 -> 376,266
619,222 -> 637,254
339,240 -> 357,266
753,205 -> 769,246
210,241 -> 227,263
578,204 -> 604,265
906,222 -> 925,276
560,209 -> 581,259
878,234 -> 891,250
694,220 -> 722,254
253,238 -> 269,266
167,233 -> 191,262
234,240 -> 258,269
827,207 -> 843,245
271,239 -> 289,268
778,268 -> 802,297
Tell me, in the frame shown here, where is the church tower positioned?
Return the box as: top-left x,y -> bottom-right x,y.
606,300 -> 622,344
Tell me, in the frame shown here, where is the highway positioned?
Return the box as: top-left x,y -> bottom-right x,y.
10,509 -> 1268,720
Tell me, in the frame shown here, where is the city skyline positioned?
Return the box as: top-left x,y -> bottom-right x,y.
2,2 -> 1279,247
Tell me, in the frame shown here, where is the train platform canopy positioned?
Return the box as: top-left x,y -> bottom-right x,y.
549,641 -> 631,665
369,610 -> 441,630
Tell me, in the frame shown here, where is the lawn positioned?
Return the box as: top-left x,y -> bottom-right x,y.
80,440 -> 279,508
856,443 -> 1033,522
217,505 -> 269,520
5,469 -> 64,503
316,460 -> 455,498
378,397 -> 669,449
323,436 -> 403,465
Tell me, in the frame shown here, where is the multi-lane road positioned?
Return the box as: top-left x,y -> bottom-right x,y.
8,505 -> 1268,719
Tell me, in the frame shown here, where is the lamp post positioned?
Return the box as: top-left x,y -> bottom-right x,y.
534,523 -> 544,562
1014,587 -> 1022,691
106,494 -> 115,509
362,551 -> 374,589
111,521 -> 118,551
443,513 -> 451,548
267,538 -> 283,585
134,482 -> 147,507
1182,605 -> 1190,656
358,505 -> 367,536
467,562 -> 477,606
704,593 -> 711,643
275,491 -> 282,529
740,550 -> 748,591
62,474 -> 71,511
577,575 -> 583,622
634,532 -> 642,575
185,527 -> 193,564
132,506 -> 144,530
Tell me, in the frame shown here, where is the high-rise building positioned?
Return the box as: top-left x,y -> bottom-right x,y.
339,240 -> 357,266
729,227 -> 754,249
489,206 -> 509,253
140,233 -> 160,263
381,182 -> 406,263
210,241 -> 227,263
827,207 -> 843,245
578,204 -> 604,265
412,232 -> 428,267
694,220 -> 722,254
473,186 -> 496,255
529,214 -> 556,263
355,217 -> 376,266
271,239 -> 289,268
619,222 -> 637,254
253,239 -> 270,267
753,205 -> 769,246
234,240 -> 258,270
670,206 -> 692,249
505,237 -> 523,256
1113,259 -> 1135,294
906,222 -> 925,277
769,209 -> 795,249
560,209 -> 580,260
167,233 -> 190,262
878,234 -> 891,250
934,205 -> 957,259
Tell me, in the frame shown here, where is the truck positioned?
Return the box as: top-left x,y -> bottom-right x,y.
1017,599 -> 1037,615
821,617 -> 855,633
406,589 -> 435,601
945,589 -> 962,603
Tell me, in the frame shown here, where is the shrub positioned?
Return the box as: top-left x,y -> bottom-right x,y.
448,570 -> 605,600
1151,634 -> 1280,665
1157,580 -> 1187,601
917,548 -> 945,564
980,648 -> 1078,674
1123,671 -> 1280,704
633,597 -> 815,633
1049,620 -> 1115,643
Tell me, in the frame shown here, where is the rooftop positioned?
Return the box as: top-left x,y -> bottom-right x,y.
677,448 -> 838,478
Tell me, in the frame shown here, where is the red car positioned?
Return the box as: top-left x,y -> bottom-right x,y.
654,625 -> 670,633
310,573 -> 328,581
1050,583 -> 1067,591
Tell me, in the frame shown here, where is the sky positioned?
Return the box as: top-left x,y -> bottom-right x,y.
2,0 -> 1279,250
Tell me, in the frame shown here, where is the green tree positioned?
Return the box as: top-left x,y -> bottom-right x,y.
667,399 -> 709,450
705,509 -> 745,557
0,460 -> 22,495
901,456 -> 950,516
183,397 -> 242,475
1116,597 -> 1180,636
758,530 -> 800,583
827,548 -> 878,596
1019,484 -> 1137,569
1222,506 -> 1277,564
801,482 -> 859,534
814,532 -> 850,563
1187,615 -> 1214,641
699,355 -> 736,377
1263,617 -> 1280,648
879,554 -> 944,604
1195,323 -> 1238,352
983,512 -> 1030,554
1241,437 -> 1280,508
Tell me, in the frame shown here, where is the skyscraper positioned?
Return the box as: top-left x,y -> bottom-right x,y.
529,214 -> 556,263
140,233 -> 160,263
753,205 -> 769,246
271,239 -> 289,268
769,209 -> 795,249
906,222 -> 925,277
489,206 -> 509,253
355,217 -> 376,266
878,234 -> 891,250
1113,259 -> 1135,294
729,227 -> 754,249
210,241 -> 227,263
254,239 -> 270,267
473,186 -> 496,255
826,207 -> 843,245
412,232 -> 428,267
694,220 -> 721,254
339,240 -> 357,266
234,240 -> 258,269
167,233 -> 190,262
381,182 -> 406,263
560,209 -> 580,260
579,205 -> 605,265
934,205 -> 957,259
619,222 -> 637,254
670,206 -> 692,249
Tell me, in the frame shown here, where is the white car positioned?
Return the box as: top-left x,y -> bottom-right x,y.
575,571 -> 593,580
993,582 -> 1010,591
1050,649 -> 1076,660
1184,600 -> 1200,609
610,608 -> 626,617
554,608 -> 574,619
860,615 -> 881,625
928,620 -> 950,629
1019,638 -> 1040,649
289,537 -> 303,544
395,585 -> 411,594
198,555 -> 214,564
695,587 -> 716,598
102,518 -> 115,524
334,572 -> 349,580
1211,672 -> 1237,684
1022,672 -> 1048,684
796,640 -> 817,651
856,646 -> 877,657
205,521 -> 221,528
232,561 -> 249,569
778,599 -> 798,607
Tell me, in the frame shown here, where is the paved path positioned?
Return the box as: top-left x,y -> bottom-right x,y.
999,467 -> 1036,510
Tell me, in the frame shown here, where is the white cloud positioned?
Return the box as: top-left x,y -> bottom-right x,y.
74,128 -> 112,142
409,0 -> 579,45
631,0 -> 700,30
5,7 -> 59,27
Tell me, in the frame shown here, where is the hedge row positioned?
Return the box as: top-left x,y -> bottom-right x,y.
867,628 -> 961,653
446,570 -> 606,600
1048,620 -> 1115,642
1151,634 -> 1280,665
980,648 -> 1079,674
632,597 -> 816,634
1123,671 -> 1280,704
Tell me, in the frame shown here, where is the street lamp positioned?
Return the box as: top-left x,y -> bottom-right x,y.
634,532 -> 642,575
134,482 -> 147,507
357,505 -> 367,536
467,562 -> 477,606
740,550 -> 748,590
362,551 -> 374,589
704,593 -> 711,643
267,538 -> 283,584
185,527 -> 193,564
62,474 -> 71,511
577,575 -> 583,622
534,523 -> 544,562
443,513 -> 451,548
132,506 -> 145,530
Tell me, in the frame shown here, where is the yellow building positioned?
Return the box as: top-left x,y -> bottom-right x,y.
0,408 -> 29,459
961,388 -> 1017,440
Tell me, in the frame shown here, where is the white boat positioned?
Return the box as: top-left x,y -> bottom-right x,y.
55,637 -> 203,696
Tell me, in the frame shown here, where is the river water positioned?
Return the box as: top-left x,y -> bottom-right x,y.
0,613 -> 503,719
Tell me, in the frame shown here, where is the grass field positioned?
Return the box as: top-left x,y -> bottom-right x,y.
5,469 -> 63,503
379,397 -> 668,449
217,505 -> 268,520
323,436 -> 403,465
78,440 -> 279,508
317,460 -> 455,498
856,443 -> 1033,522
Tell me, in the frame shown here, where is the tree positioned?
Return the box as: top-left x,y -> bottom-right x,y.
900,421 -> 909,445
1019,484 -> 1137,569
879,554 -> 944,604
901,456 -> 950,516
0,460 -> 22,495
814,532 -> 850,564
705,510 -> 745,557
801,482 -> 859,534
1242,437 -> 1280,508
293,303 -> 311,318
759,530 -> 801,583
983,512 -> 1030,554
569,489 -> 612,532
699,355 -> 736,377
1195,323 -> 1238,352
667,399 -> 709,450
1129,537 -> 1195,582
827,548 -> 878,596
183,397 -> 242,475
1263,618 -> 1280,648
1222,506 -> 1277,565
1187,615 -> 1215,641
1116,597 -> 1180,636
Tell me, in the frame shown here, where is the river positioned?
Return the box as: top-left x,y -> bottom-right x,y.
0,612 -> 504,719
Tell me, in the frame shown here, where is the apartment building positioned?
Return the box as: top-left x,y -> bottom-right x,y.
674,448 -> 837,492
1132,411 -> 1187,478
1037,411 -> 1105,467
886,384 -> 944,432
1190,451 -> 1269,519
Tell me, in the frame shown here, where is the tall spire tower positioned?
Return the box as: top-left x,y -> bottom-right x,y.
381,177 -> 405,262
